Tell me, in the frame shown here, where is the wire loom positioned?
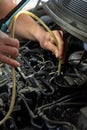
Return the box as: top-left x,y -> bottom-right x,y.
0,10 -> 61,125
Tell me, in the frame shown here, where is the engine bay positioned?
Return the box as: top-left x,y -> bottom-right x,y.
0,3 -> 87,130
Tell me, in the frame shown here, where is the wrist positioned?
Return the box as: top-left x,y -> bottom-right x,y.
35,28 -> 46,43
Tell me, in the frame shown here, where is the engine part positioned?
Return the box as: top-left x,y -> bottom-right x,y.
42,0 -> 87,42
0,6 -> 87,130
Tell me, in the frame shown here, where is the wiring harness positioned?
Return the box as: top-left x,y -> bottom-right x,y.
0,3 -> 87,130
0,10 -> 61,125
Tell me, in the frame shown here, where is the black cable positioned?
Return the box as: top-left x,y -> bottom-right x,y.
77,50 -> 87,66
17,93 -> 35,118
17,93 -> 43,129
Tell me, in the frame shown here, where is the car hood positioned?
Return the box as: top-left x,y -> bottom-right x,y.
42,0 -> 87,42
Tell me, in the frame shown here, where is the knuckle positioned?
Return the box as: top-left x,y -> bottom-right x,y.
14,39 -> 20,48
42,42 -> 48,49
12,48 -> 19,58
44,42 -> 47,48
11,38 -> 20,48
53,30 -> 59,35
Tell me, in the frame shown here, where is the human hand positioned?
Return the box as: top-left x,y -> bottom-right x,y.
39,30 -> 66,63
0,31 -> 20,67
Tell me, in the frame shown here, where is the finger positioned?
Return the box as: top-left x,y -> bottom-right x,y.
0,45 -> 19,59
47,42 -> 64,64
1,37 -> 20,49
53,31 -> 64,59
0,53 -> 20,67
59,30 -> 63,36
0,31 -> 9,38
44,41 -> 59,56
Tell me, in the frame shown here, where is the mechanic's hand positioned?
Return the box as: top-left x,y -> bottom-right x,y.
39,30 -> 65,63
0,31 -> 20,67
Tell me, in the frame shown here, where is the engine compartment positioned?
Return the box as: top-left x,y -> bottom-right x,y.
0,5 -> 87,130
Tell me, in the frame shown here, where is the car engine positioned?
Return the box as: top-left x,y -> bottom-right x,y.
0,0 -> 87,130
